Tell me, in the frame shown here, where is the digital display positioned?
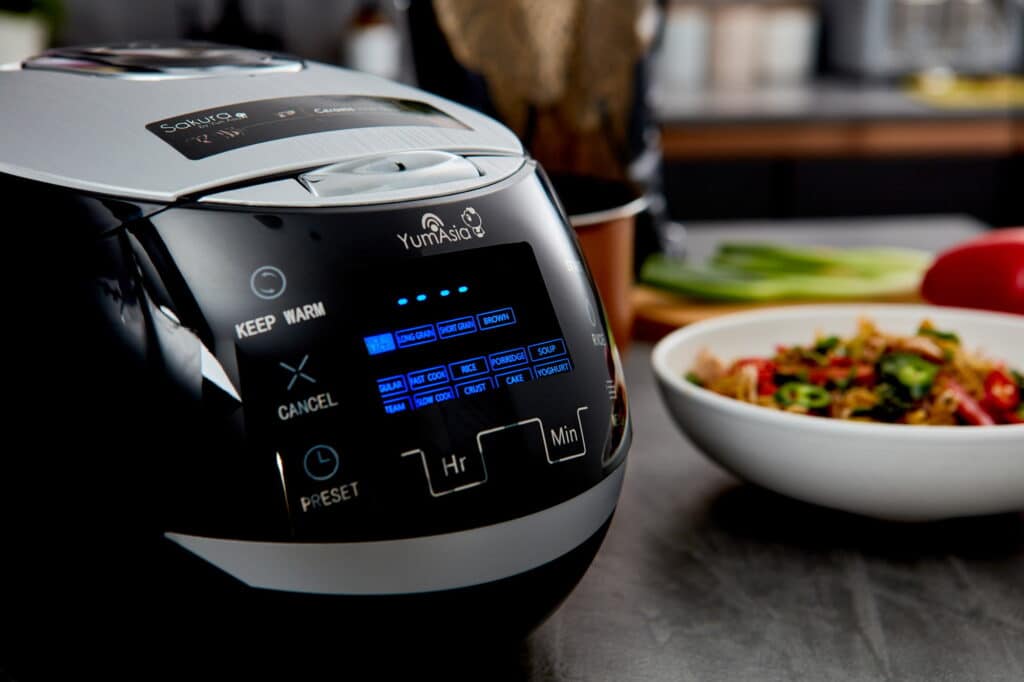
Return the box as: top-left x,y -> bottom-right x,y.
146,95 -> 469,160
360,243 -> 573,414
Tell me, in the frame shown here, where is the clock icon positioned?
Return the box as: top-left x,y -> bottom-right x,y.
303,444 -> 340,481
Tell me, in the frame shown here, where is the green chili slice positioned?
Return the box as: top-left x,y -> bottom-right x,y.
918,325 -> 960,344
879,353 -> 939,400
775,382 -> 831,409
814,335 -> 840,353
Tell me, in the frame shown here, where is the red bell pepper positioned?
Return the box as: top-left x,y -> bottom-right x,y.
984,369 -> 1020,412
921,228 -> 1024,315
946,379 -> 997,426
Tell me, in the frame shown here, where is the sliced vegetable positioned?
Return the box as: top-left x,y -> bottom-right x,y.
688,317 -> 1022,426
641,242 -> 931,303
864,384 -> 913,421
1001,404 -> 1024,424
814,336 -> 840,352
983,369 -> 1020,412
809,364 -> 874,388
946,379 -> 996,426
775,382 -> 831,409
712,243 -> 931,278
1012,370 -> 1024,392
917,324 -> 959,344
879,353 -> 940,400
920,228 -> 1024,315
734,358 -> 777,395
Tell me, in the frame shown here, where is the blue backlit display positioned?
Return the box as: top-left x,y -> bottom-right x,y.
364,332 -> 396,356
449,356 -> 488,380
395,324 -> 437,348
528,338 -> 567,363
377,375 -> 407,396
413,385 -> 457,409
359,244 -> 574,415
372,338 -> 573,414
477,307 -> 516,330
456,377 -> 494,397
495,367 -> 534,386
384,397 -> 410,414
437,316 -> 477,339
534,358 -> 573,378
407,365 -> 450,390
488,347 -> 528,372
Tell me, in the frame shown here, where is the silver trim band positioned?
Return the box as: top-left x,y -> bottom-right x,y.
166,463 -> 625,595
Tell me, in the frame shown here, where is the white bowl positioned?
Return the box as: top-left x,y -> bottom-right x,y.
651,304 -> 1024,521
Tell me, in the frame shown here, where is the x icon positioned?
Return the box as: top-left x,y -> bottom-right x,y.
279,354 -> 316,391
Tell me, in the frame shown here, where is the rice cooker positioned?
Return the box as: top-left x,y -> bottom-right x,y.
0,42 -> 630,668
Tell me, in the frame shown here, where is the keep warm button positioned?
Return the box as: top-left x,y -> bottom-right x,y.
401,447 -> 487,497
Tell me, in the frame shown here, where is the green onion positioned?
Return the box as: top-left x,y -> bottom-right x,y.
641,243 -> 931,303
685,372 -> 704,387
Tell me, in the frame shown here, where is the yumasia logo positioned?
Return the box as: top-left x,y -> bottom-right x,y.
396,210 -> 486,250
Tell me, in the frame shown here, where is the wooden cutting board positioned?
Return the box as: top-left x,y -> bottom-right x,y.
632,285 -> 923,342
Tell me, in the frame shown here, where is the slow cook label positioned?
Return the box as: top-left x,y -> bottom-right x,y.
145,95 -> 469,160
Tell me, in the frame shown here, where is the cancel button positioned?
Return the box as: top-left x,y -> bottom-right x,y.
277,392 -> 339,421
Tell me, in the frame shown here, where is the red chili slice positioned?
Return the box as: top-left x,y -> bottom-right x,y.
733,358 -> 778,396
809,364 -> 874,386
983,369 -> 1020,412
946,379 -> 997,426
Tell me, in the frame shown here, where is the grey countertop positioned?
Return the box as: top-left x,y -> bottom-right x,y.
520,341 -> 1024,681
511,215 -> 1024,681
653,80 -> 1020,125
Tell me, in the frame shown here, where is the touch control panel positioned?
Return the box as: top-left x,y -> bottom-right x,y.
359,245 -> 575,416
152,167 -> 627,542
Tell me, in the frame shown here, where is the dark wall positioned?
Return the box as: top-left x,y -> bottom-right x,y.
663,155 -> 1024,227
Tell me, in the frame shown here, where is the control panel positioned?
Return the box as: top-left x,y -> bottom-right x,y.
151,167 -> 627,542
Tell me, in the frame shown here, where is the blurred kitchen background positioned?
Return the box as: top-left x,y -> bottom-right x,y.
2,0 -> 1022,338
4,0 -> 1021,222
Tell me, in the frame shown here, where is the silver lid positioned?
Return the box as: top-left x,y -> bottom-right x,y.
0,44 -> 523,203
22,42 -> 305,80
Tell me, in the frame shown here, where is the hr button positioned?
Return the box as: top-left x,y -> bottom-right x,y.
401,447 -> 487,497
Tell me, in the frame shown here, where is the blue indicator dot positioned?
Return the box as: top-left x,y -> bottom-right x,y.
458,286 -> 469,293
416,293 -> 427,302
397,297 -> 409,306
440,289 -> 450,297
